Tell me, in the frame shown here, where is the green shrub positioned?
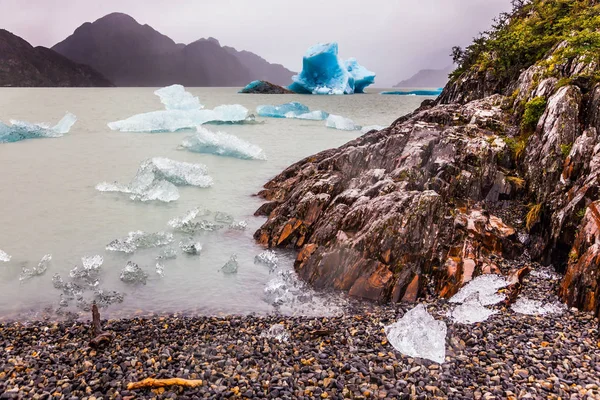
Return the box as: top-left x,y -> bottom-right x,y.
561,143 -> 573,158
521,97 -> 547,132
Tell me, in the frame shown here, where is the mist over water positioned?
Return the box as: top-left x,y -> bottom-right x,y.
0,87 -> 428,320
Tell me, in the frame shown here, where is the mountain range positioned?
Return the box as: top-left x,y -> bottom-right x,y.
394,65 -> 453,88
1,12 -> 294,87
0,29 -> 113,87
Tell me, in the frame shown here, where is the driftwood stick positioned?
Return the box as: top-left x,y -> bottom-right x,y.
127,378 -> 204,390
89,302 -> 113,348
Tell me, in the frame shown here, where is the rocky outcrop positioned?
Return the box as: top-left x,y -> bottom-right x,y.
254,32 -> 600,317
239,80 -> 293,94
0,29 -> 113,87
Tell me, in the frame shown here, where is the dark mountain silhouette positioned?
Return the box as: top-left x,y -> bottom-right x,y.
394,65 -> 453,88
224,46 -> 294,86
52,13 -> 294,87
0,29 -> 113,87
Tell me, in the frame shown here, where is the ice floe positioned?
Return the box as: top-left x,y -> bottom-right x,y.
180,127 -> 267,160
0,112 -> 76,143
385,304 -> 447,364
154,84 -> 203,111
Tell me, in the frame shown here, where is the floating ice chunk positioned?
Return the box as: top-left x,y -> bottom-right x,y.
214,211 -> 234,224
511,298 -> 566,315
69,255 -> 103,287
221,255 -> 239,274
97,157 -> 213,203
326,114 -> 361,131
229,220 -> 248,231
106,231 -> 174,254
156,262 -> 165,277
257,102 -> 310,118
180,127 -> 267,160
19,254 -> 52,282
384,304 -> 447,364
52,273 -> 64,289
180,240 -> 202,255
0,249 -> 10,262
449,274 -> 509,306
361,125 -> 386,133
260,324 -> 290,342
0,112 -> 76,143
157,248 -> 178,260
345,58 -> 376,93
254,250 -> 279,269
168,208 -> 201,229
107,103 -> 249,133
154,84 -> 203,111
285,110 -> 330,120
380,89 -> 443,96
450,294 -> 498,324
289,42 -> 375,95
120,261 -> 148,285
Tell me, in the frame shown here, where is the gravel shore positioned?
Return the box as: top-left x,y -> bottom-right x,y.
2,266 -> 599,399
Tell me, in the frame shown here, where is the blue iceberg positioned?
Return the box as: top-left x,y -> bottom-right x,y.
289,42 -> 375,95
257,102 -> 310,118
345,58 -> 375,94
380,89 -> 443,96
108,85 -> 249,132
180,127 -> 267,160
0,112 -> 77,143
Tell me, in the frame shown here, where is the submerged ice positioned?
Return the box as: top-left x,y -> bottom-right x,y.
96,157 -> 213,203
19,254 -> 52,282
180,127 -> 267,160
107,231 -> 174,254
0,112 -> 77,143
108,85 -> 248,132
385,304 -> 447,364
289,42 -> 375,95
221,255 -> 239,274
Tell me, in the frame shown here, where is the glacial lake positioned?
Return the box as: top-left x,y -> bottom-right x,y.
0,87 -> 428,320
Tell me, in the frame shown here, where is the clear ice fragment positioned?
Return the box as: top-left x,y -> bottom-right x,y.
19,254 -> 52,282
449,274 -> 509,306
260,324 -> 290,342
156,262 -> 165,277
221,255 -> 239,274
180,127 -> 267,160
254,250 -> 279,269
120,261 -> 148,285
0,249 -> 10,262
180,240 -> 203,255
229,220 -> 248,231
157,248 -> 178,260
214,211 -> 234,224
326,114 -> 361,131
449,294 -> 498,324
106,231 -> 174,254
511,297 -> 566,315
384,304 -> 447,364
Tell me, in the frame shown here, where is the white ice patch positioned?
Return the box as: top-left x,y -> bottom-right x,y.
255,250 -> 279,269
511,297 -> 566,316
154,84 -> 204,111
325,114 -> 361,131
180,127 -> 267,160
449,274 -> 509,306
450,296 -> 498,324
0,249 -> 10,262
385,304 -> 447,364
260,324 -> 290,342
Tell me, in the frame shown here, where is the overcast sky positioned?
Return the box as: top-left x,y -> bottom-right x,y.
0,0 -> 512,86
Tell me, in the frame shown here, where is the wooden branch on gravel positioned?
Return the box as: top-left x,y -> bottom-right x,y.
89,302 -> 113,348
127,378 -> 204,390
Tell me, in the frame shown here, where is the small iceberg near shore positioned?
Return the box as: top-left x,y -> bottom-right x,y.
180,127 -> 267,160
257,102 -> 310,118
108,85 -> 249,132
326,114 -> 361,131
0,112 -> 77,143
96,157 -> 213,202
289,42 -> 375,94
381,89 -> 443,96
385,304 -> 447,364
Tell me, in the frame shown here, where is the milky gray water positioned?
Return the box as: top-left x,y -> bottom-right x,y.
0,88 -> 427,320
